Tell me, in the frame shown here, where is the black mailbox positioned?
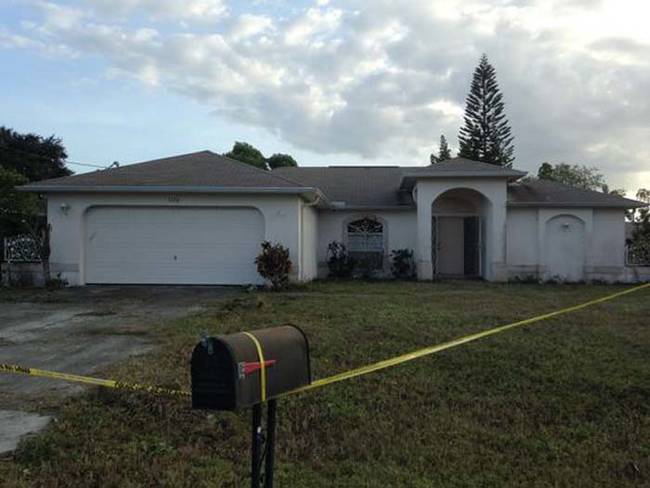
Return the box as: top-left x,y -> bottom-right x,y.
191,325 -> 311,411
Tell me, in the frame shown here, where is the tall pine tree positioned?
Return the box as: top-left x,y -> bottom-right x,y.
458,54 -> 514,167
438,135 -> 451,160
429,135 -> 452,164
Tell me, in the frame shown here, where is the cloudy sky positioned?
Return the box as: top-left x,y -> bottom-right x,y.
1,0 -> 649,193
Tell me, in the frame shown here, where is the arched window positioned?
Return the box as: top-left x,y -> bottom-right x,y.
347,217 -> 384,269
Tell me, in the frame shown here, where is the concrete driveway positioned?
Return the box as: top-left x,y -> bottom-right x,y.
0,285 -> 238,455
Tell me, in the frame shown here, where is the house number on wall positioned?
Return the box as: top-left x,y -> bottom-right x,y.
168,195 -> 181,203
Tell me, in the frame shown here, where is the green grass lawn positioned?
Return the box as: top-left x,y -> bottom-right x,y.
1,281 -> 649,487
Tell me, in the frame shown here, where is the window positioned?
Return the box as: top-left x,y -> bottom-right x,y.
347,218 -> 384,269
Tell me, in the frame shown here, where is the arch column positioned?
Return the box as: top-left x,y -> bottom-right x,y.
415,192 -> 433,279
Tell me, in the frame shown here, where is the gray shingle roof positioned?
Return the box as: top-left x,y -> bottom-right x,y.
507,180 -> 646,208
272,166 -> 413,208
22,150 -> 645,209
22,151 -> 307,190
276,165 -> 643,208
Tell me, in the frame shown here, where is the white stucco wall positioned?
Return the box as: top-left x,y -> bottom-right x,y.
589,208 -> 627,281
506,208 -> 539,278
300,203 -> 319,281
46,192 -> 304,286
415,178 -> 508,281
506,206 -> 629,282
316,209 -> 417,277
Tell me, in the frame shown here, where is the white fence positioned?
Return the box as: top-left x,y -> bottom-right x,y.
3,235 -> 41,263
1,235 -> 43,287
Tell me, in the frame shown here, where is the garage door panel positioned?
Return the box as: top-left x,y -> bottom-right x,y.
85,207 -> 264,284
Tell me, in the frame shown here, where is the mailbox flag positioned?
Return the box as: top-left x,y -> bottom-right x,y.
241,360 -> 277,376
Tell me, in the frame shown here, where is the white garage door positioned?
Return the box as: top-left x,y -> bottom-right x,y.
85,206 -> 264,285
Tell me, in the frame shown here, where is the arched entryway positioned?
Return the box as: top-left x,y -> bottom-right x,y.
431,188 -> 490,278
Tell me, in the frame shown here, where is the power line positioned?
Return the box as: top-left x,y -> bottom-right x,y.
65,161 -> 107,169
0,144 -> 107,169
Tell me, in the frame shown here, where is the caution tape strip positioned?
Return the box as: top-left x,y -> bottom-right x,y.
1,283 -> 648,400
278,282 -> 650,398
0,363 -> 189,397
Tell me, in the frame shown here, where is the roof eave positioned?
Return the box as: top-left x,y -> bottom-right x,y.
402,170 -> 527,178
507,201 -> 647,209
323,204 -> 416,211
19,184 -> 319,197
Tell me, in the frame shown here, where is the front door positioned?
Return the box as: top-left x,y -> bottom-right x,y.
433,216 -> 482,277
437,217 -> 464,275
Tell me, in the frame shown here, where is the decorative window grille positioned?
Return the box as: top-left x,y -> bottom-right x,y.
626,241 -> 650,266
347,218 -> 384,269
3,235 -> 41,263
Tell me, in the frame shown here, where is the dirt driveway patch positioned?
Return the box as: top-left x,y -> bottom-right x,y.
0,285 -> 239,454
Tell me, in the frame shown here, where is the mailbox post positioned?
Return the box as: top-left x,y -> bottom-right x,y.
191,325 -> 311,488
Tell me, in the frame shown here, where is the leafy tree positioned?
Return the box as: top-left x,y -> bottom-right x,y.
224,142 -> 300,170
458,54 -> 515,167
429,135 -> 452,164
224,141 -> 267,170
0,126 -> 71,182
632,188 -> 650,241
0,167 -> 40,236
537,163 -> 607,191
267,153 -> 298,169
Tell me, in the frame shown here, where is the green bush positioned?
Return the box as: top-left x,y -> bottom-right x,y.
390,249 -> 415,279
255,241 -> 292,290
326,241 -> 355,278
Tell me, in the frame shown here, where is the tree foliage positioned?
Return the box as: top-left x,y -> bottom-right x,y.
224,141 -> 267,170
267,153 -> 298,169
224,142 -> 299,170
458,54 -> 515,167
430,135 -> 452,164
0,126 -> 71,182
0,167 -> 41,236
632,188 -> 650,241
537,162 -> 607,191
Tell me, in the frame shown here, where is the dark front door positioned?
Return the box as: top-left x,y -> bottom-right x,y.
463,217 -> 480,277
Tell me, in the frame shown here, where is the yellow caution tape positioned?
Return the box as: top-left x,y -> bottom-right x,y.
243,331 -> 268,402
1,283 -> 648,400
278,282 -> 650,398
0,363 -> 189,397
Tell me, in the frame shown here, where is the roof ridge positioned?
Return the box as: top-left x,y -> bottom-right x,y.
34,150 -> 217,185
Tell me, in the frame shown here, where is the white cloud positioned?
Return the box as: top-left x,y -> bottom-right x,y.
284,7 -> 343,46
229,14 -> 273,42
86,0 -> 228,22
2,0 -> 650,189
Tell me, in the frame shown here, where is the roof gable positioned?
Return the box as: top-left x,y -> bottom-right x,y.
402,157 -> 526,179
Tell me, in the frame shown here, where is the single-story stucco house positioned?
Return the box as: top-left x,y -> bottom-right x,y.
22,150 -> 648,285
